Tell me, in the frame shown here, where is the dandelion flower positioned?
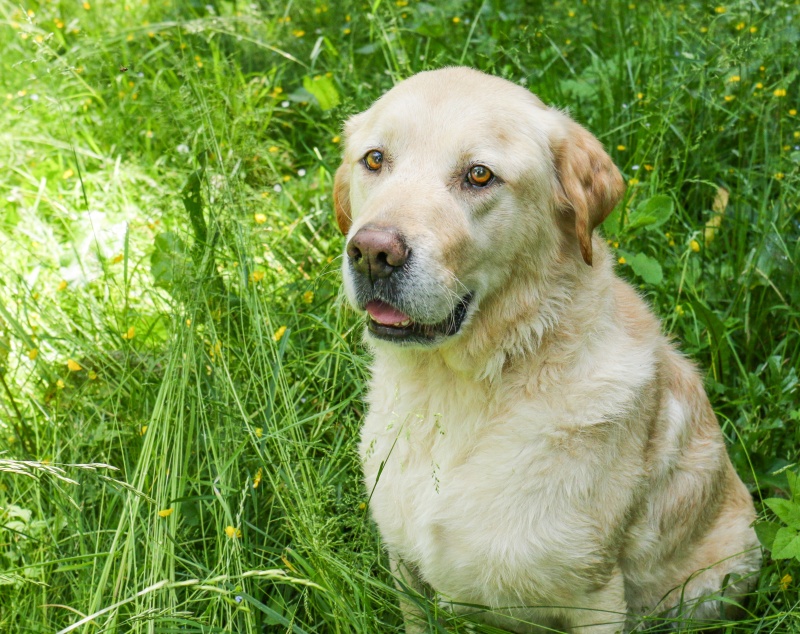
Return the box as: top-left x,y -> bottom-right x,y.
225,525 -> 242,539
774,88 -> 787,97
690,240 -> 700,252
789,109 -> 797,116
67,359 -> 82,372
714,6 -> 725,13
628,178 -> 639,186
28,349 -> 38,360
158,508 -> 174,518
303,290 -> 314,304
332,136 -> 341,143
122,326 -> 135,340
255,427 -> 263,438
618,257 -> 626,265
141,425 -> 148,435
728,75 -> 740,83
254,213 -> 267,224
774,172 -> 784,180
452,16 -> 460,23
617,145 -> 626,151
250,270 -> 265,283
268,146 -> 279,153
273,325 -> 287,342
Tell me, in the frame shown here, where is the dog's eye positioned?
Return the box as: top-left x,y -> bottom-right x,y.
467,165 -> 493,187
364,150 -> 383,171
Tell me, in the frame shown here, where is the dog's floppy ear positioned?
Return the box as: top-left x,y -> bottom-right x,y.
333,162 -> 352,234
553,120 -> 625,266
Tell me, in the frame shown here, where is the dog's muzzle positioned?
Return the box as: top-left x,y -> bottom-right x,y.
346,225 -> 473,344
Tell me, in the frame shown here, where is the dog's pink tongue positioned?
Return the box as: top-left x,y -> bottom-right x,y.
366,300 -> 410,325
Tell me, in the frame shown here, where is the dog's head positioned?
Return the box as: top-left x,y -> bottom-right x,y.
334,67 -> 624,348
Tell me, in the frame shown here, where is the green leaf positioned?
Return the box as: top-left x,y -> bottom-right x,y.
628,252 -> 663,285
788,470 -> 799,503
150,232 -> 193,293
627,194 -> 674,231
303,75 -> 340,111
765,497 -> 800,529
772,526 -> 800,560
754,521 -> 781,551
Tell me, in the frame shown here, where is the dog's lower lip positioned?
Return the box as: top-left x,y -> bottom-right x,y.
366,293 -> 474,342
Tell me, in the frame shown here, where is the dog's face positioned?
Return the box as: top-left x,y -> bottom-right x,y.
335,67 -> 624,347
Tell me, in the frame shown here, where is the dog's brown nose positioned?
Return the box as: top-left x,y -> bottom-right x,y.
347,227 -> 409,279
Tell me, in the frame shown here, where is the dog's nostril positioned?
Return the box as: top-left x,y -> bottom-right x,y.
346,243 -> 363,262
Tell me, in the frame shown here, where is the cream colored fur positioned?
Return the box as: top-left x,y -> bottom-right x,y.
334,67 -> 761,633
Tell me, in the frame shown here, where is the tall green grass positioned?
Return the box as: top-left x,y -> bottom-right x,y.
0,0 -> 798,631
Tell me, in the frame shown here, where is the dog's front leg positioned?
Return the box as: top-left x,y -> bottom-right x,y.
563,567 -> 627,634
391,558 -> 435,634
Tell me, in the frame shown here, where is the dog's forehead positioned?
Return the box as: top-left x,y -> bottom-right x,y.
347,68 -> 555,161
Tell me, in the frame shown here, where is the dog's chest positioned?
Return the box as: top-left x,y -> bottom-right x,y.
359,367 -> 617,604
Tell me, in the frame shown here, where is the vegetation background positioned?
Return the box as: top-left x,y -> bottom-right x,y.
1,0 -> 798,631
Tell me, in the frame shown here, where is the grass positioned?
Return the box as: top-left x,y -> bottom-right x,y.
0,0 -> 798,631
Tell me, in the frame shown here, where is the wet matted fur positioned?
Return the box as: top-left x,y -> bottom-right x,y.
334,67 -> 761,633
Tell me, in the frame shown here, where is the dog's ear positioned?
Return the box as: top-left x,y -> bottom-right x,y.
553,120 -> 625,266
333,162 -> 352,234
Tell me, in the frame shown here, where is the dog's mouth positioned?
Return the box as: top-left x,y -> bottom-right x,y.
365,293 -> 474,343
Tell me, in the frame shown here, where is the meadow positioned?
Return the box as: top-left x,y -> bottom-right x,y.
0,0 -> 798,631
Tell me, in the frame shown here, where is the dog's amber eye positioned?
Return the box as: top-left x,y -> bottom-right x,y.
468,165 -> 493,187
364,150 -> 383,171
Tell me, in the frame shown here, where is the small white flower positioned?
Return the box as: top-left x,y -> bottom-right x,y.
632,165 -> 640,171
281,100 -> 290,107
176,144 -> 190,154
297,168 -> 306,177
273,184 -> 282,193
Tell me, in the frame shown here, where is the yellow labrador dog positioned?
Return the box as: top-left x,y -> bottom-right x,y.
333,67 -> 760,633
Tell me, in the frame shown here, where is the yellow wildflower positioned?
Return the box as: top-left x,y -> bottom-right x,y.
735,22 -> 745,30
141,425 -> 148,435
617,145 -> 626,151
83,1 -> 90,9
618,257 -> 626,265
332,135 -> 341,143
644,164 -> 654,171
62,168 -> 74,179
250,270 -> 265,283
225,525 -> 242,539
774,88 -> 787,97
303,290 -> 314,304
56,379 -> 65,389
292,30 -> 305,37
28,349 -> 39,360
268,146 -> 279,153
112,253 -> 124,263
789,109 -> 797,116
774,172 -> 784,180
358,502 -> 366,510
628,178 -> 639,186
781,574 -> 792,591
724,95 -> 735,102
714,6 -> 725,13
452,16 -> 460,23
254,213 -> 267,224
690,240 -> 700,252
675,305 -> 685,316
273,325 -> 287,342
158,508 -> 174,518
88,370 -> 98,380
749,26 -> 757,33
253,468 -> 263,488
728,75 -> 740,83
255,427 -> 263,438
755,82 -> 763,89
67,359 -> 82,372
122,326 -> 135,340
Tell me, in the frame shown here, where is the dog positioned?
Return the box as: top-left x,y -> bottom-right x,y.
333,67 -> 760,633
